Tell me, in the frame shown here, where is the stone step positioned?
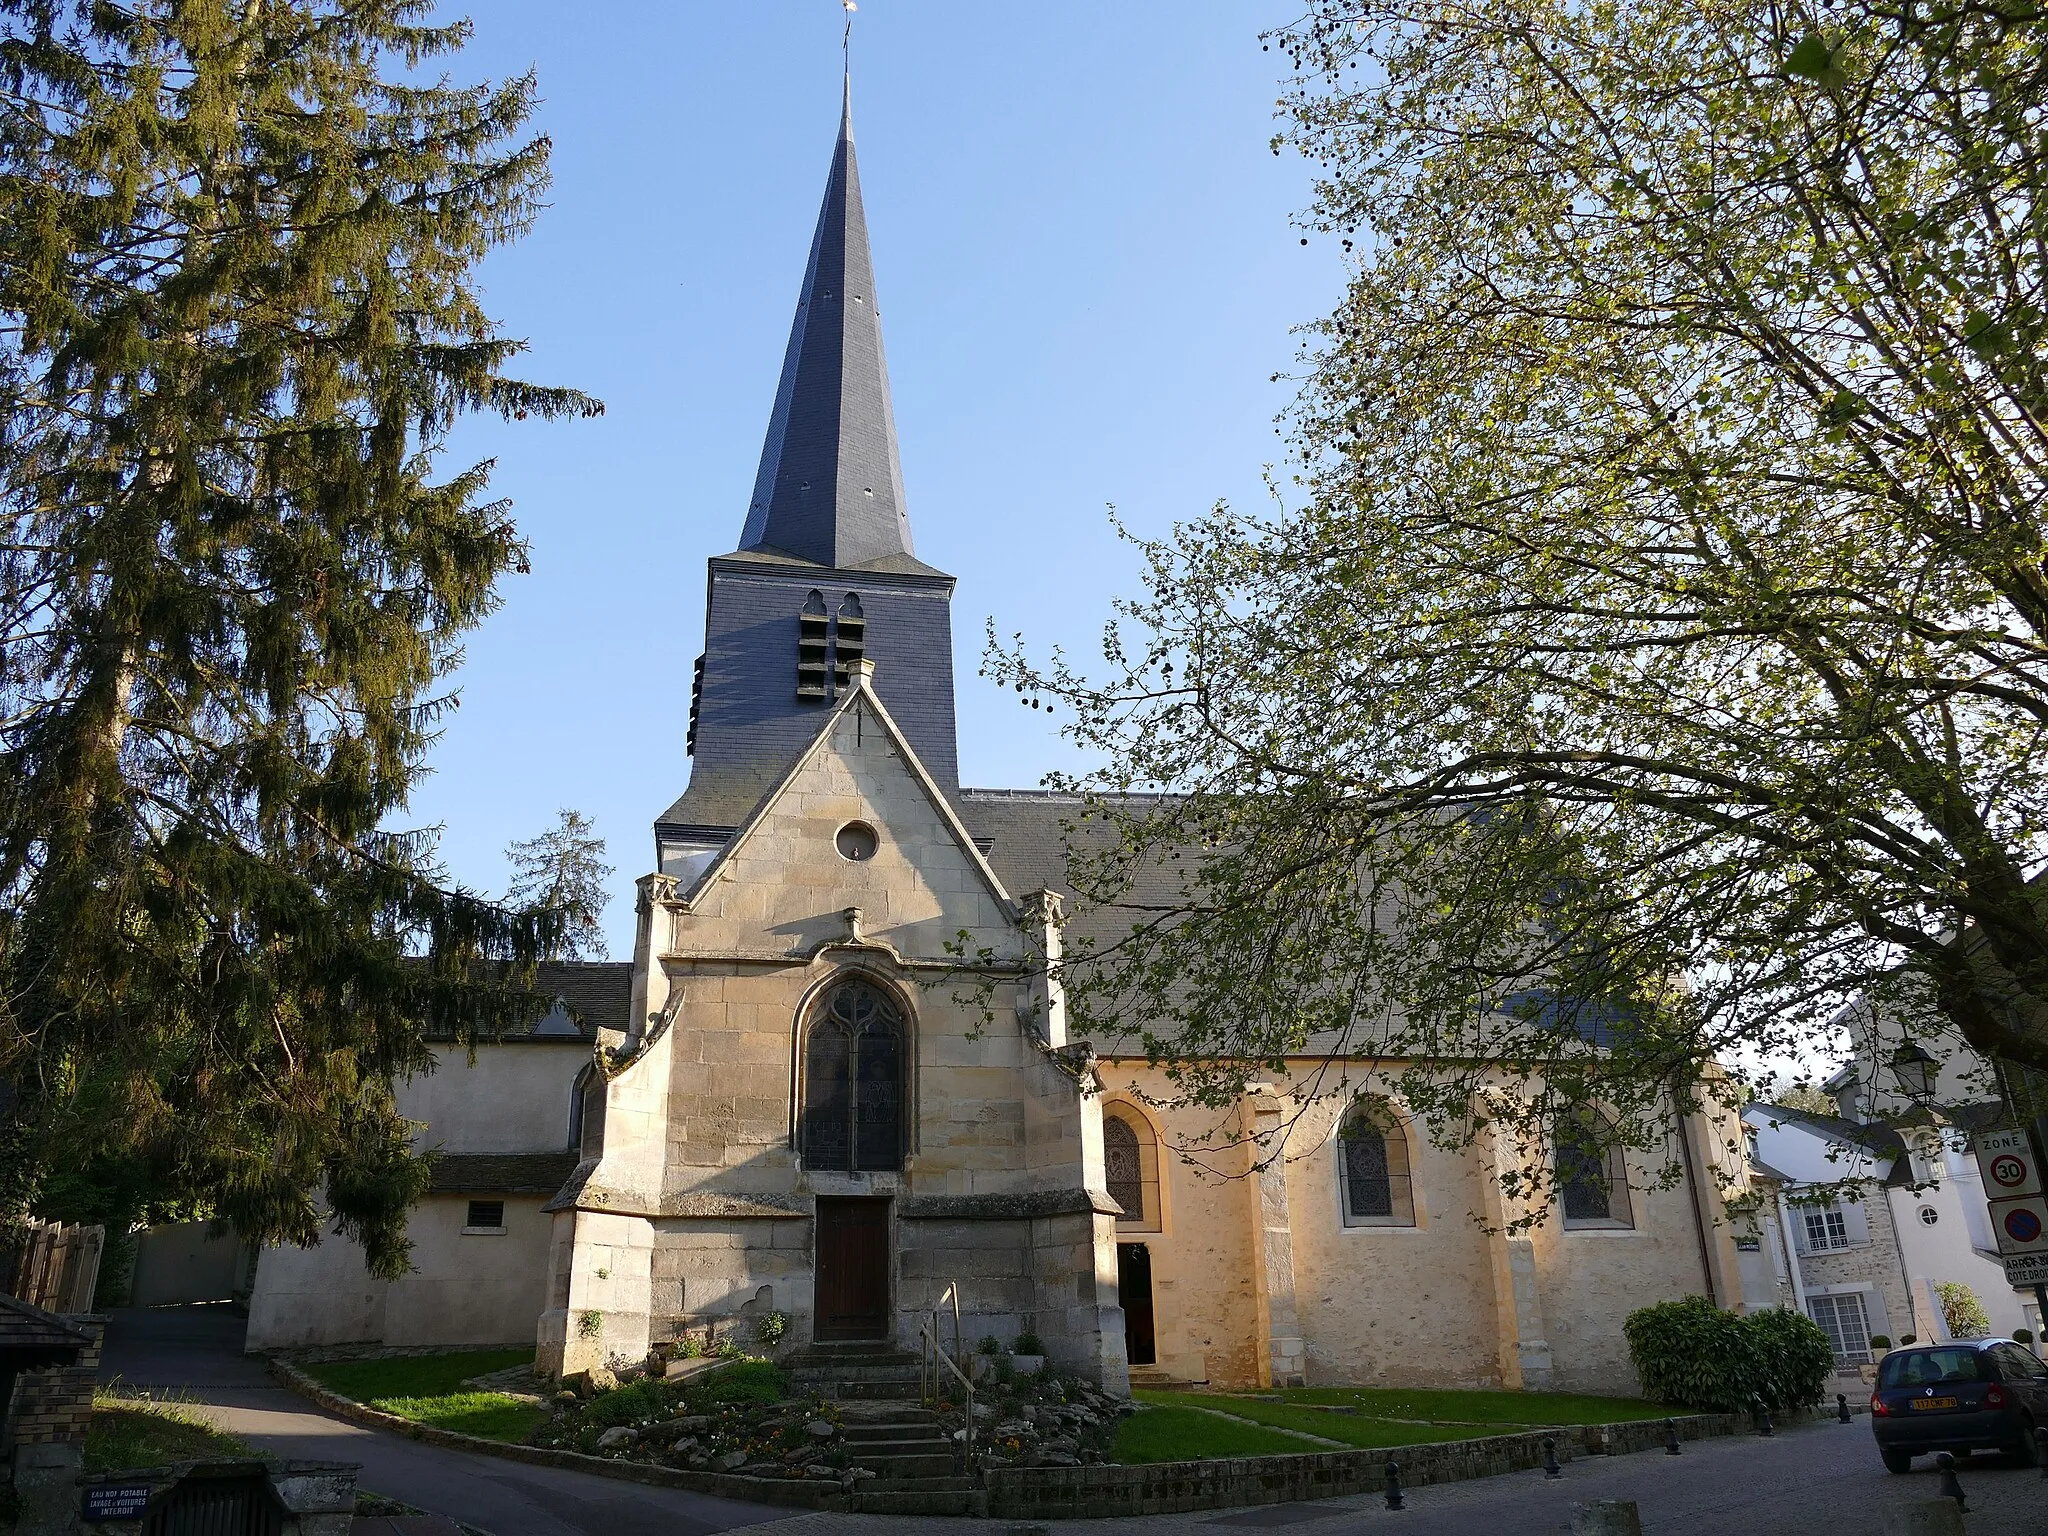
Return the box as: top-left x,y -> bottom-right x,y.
850,1484 -> 987,1517
843,1423 -> 945,1442
849,1451 -> 957,1479
811,1378 -> 923,1401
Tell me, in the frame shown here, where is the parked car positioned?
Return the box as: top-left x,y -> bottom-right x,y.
1870,1338 -> 2048,1471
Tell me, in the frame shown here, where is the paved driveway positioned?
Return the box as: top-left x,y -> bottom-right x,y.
102,1308 -> 2042,1536
98,1307 -> 785,1536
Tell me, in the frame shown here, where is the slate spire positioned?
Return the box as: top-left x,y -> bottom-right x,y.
738,79 -> 914,569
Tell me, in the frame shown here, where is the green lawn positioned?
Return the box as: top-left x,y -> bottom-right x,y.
1268,1386 -> 1668,1425
302,1350 -> 546,1443
1112,1405 -> 1327,1464
1136,1391 -> 1522,1448
86,1397 -> 254,1471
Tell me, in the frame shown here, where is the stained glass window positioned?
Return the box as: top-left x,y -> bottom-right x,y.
1104,1116 -> 1144,1222
802,980 -> 905,1173
1338,1101 -> 1414,1226
1558,1110 -> 1633,1228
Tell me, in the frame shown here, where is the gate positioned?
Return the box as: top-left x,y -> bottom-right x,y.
141,1470 -> 285,1536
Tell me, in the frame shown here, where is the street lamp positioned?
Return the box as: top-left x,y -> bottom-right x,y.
1889,1040 -> 1941,1102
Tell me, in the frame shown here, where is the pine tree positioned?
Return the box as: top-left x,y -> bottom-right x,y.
506,810 -> 614,962
0,0 -> 601,1275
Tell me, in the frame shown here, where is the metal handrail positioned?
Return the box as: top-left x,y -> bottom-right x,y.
919,1281 -> 974,1471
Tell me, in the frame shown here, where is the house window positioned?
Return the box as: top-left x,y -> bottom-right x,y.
464,1200 -> 505,1232
1338,1100 -> 1416,1226
1803,1205 -> 1851,1251
1558,1110 -> 1634,1229
1807,1291 -> 1871,1366
801,979 -> 906,1173
1102,1109 -> 1160,1229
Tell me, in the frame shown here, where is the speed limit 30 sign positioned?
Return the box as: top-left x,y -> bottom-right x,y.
1972,1128 -> 2042,1198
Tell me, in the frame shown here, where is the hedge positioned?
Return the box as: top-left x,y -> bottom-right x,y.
1624,1296 -> 1834,1412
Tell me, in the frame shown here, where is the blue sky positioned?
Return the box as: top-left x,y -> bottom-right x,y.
414,2 -> 1341,955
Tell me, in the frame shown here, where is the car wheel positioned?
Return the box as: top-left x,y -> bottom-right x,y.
1881,1446 -> 1914,1474
2013,1418 -> 2041,1469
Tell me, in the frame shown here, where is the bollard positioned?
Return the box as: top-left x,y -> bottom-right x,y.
1664,1418 -> 1681,1456
1569,1501 -> 1643,1536
1880,1500 -> 1967,1536
1837,1392 -> 1852,1424
1543,1437 -> 1563,1480
1385,1460 -> 1404,1511
1934,1452 -> 1968,1513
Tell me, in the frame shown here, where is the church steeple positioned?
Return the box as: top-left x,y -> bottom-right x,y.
660,83 -> 958,836
738,80 -> 913,570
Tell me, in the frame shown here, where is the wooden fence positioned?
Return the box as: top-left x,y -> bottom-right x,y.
1,1219 -> 105,1313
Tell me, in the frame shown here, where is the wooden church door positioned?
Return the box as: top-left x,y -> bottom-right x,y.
815,1197 -> 892,1340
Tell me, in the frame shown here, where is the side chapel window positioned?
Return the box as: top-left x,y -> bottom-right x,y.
802,980 -> 906,1173
1103,1110 -> 1159,1229
1557,1109 -> 1634,1229
1338,1099 -> 1416,1226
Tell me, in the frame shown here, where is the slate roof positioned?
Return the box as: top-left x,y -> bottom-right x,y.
422,960 -> 630,1041
738,80 -> 915,572
1745,1102 -> 1909,1162
957,788 -> 1186,960
537,961 -> 631,1034
427,1152 -> 581,1195
0,1293 -> 93,1367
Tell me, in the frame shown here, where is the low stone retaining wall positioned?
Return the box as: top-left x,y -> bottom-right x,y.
268,1360 -> 847,1513
983,1413 -> 1762,1520
270,1358 -> 1780,1521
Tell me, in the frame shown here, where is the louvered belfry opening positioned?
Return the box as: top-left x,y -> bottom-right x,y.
797,590 -> 830,701
832,592 -> 866,688
801,979 -> 906,1172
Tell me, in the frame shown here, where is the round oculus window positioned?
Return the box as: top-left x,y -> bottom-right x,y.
1918,1205 -> 1939,1226
836,821 -> 879,861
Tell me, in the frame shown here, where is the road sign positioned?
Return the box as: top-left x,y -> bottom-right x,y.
1972,1128 -> 2042,1198
1998,1249 -> 2048,1287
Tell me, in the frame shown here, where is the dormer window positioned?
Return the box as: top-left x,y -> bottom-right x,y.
833,593 -> 865,688
798,591 -> 830,701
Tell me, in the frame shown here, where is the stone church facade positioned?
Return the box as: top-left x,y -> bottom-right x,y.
245,89 -> 1760,1395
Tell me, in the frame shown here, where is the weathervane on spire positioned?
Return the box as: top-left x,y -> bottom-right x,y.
843,0 -> 856,67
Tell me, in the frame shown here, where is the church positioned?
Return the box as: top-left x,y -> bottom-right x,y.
244,89 -> 1762,1396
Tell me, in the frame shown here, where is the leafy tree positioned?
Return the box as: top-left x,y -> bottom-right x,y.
993,0 -> 2048,1181
1766,1085 -> 1842,1118
506,809 -> 613,962
0,1 -> 600,1274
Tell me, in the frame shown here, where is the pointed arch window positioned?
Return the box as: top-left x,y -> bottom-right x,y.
1103,1108 -> 1160,1230
801,979 -> 906,1173
1338,1100 -> 1415,1227
1557,1108 -> 1633,1229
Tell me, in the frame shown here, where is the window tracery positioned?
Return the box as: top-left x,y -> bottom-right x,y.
1337,1099 -> 1415,1226
802,979 -> 906,1173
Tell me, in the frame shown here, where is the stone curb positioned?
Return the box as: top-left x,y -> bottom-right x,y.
983,1407 -> 1799,1520
266,1359 -> 852,1513
268,1359 -> 1797,1522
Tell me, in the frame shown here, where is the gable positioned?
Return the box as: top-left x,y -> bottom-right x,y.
674,684 -> 1022,964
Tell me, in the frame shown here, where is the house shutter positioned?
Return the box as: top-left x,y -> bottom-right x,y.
1842,1199 -> 1871,1246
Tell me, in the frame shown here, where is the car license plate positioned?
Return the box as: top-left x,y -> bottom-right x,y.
1910,1397 -> 1958,1411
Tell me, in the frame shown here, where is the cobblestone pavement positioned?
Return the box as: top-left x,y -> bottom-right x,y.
744,1422 -> 2040,1536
